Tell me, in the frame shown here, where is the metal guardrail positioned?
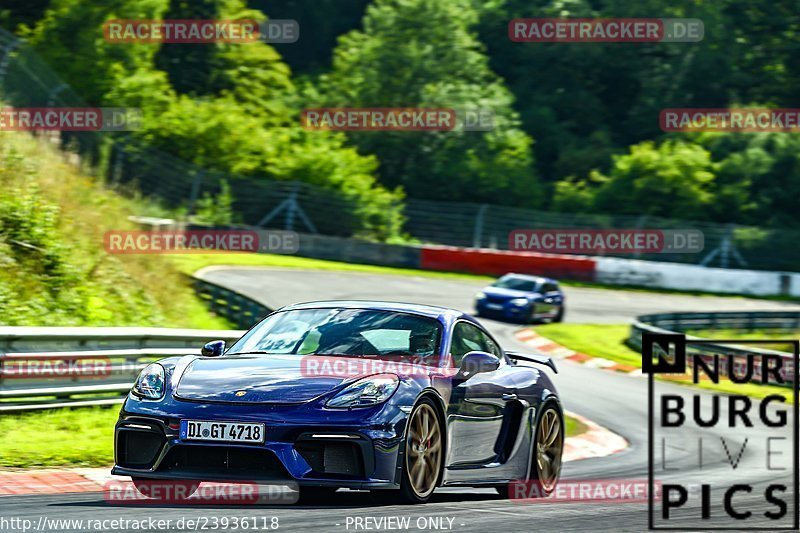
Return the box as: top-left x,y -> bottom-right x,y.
193,277 -> 272,329
633,311 -> 800,334
0,271 -> 270,412
0,327 -> 246,413
629,311 -> 798,387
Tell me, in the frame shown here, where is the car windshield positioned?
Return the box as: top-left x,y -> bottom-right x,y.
227,308 -> 442,360
492,277 -> 539,292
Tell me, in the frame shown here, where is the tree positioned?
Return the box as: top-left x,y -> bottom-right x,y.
252,0 -> 370,73
0,0 -> 52,33
153,0 -> 219,95
322,0 -> 542,207
555,140 -> 717,220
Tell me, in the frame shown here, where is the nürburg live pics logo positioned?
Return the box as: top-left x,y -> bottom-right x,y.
644,332 -> 799,530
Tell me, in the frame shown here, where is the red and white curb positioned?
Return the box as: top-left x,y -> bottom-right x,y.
562,411 -> 628,462
515,328 -> 642,375
514,328 -> 631,461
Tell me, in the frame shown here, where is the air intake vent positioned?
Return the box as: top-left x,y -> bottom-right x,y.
296,441 -> 364,477
117,431 -> 164,469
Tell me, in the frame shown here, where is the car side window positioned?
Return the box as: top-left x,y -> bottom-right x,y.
542,282 -> 558,293
450,322 -> 502,367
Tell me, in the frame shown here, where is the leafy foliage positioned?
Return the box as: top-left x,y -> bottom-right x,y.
7,0 -> 800,230
0,131 -> 229,328
321,0 -> 542,206
25,0 -> 402,238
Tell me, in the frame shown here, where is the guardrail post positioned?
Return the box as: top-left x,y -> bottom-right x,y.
188,171 -> 205,214
472,204 -> 487,249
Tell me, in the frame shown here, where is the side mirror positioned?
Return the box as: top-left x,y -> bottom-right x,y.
201,340 -> 226,357
458,351 -> 500,379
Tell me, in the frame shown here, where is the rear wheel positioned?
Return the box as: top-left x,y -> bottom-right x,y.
131,478 -> 199,502
496,402 -> 563,500
552,306 -> 565,323
533,405 -> 564,495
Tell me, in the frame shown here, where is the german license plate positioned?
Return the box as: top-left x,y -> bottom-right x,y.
486,303 -> 503,310
180,420 -> 265,443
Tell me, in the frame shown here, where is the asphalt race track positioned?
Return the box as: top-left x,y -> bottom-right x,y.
3,267 -> 799,532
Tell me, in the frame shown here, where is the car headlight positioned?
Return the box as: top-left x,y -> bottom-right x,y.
326,374 -> 399,408
475,292 -> 487,300
132,363 -> 166,400
509,297 -> 530,306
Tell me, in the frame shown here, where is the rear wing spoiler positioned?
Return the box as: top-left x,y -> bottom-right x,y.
506,351 -> 558,374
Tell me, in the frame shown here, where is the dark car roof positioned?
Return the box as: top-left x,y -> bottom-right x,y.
278,300 -> 471,323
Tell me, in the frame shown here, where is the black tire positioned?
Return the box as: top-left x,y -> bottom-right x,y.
552,306 -> 565,323
496,401 -> 563,500
298,487 -> 338,504
526,304 -> 538,324
372,397 -> 443,504
131,478 -> 199,502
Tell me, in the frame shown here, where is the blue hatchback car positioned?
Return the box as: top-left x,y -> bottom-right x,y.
475,274 -> 565,323
112,301 -> 563,504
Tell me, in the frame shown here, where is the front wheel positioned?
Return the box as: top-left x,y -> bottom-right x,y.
526,304 -> 538,324
373,398 -> 443,504
551,306 -> 565,323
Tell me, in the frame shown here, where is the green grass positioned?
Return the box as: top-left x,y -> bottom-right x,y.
536,324 -> 641,367
0,407 -> 118,467
169,253 -> 495,283
535,323 -> 795,402
0,131 -> 231,330
564,414 -> 588,438
687,328 -> 799,354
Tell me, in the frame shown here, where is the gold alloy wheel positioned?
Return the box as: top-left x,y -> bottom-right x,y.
406,403 -> 442,498
536,408 -> 563,493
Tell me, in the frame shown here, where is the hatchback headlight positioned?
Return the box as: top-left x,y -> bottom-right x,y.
509,297 -> 530,306
326,374 -> 399,408
475,292 -> 487,300
132,363 -> 166,400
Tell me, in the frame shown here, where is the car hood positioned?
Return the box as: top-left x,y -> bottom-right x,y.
174,354 -> 349,404
481,287 -> 537,300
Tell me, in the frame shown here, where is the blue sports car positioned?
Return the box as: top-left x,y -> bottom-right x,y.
113,301 -> 563,504
475,274 -> 565,323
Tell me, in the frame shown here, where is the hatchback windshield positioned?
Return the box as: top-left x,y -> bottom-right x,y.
227,308 -> 442,360
492,276 -> 539,292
